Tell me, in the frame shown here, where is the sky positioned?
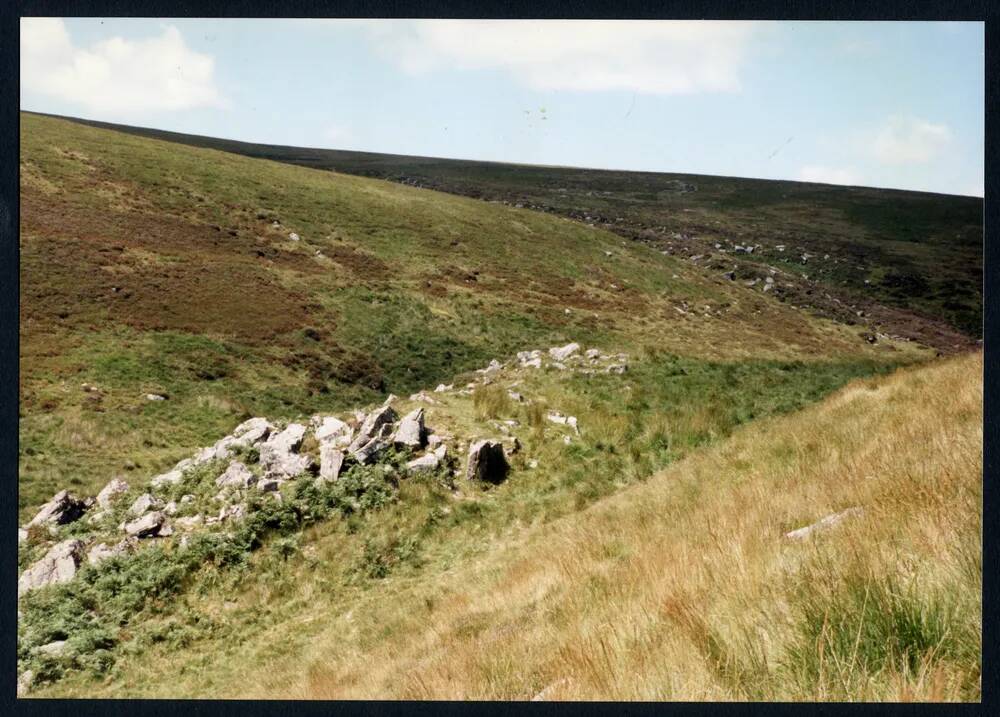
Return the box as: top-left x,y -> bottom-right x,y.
19,18 -> 985,196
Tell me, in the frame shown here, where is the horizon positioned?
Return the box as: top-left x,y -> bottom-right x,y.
23,109 -> 981,199
20,19 -> 985,197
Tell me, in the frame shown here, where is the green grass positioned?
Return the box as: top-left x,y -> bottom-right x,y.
18,112 -> 956,698
38,111 -> 982,339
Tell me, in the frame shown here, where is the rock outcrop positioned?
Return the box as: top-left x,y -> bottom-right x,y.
260,423 -> 312,478
394,408 -> 427,449
26,490 -> 88,528
96,478 -> 129,509
18,539 -> 85,598
465,440 -> 510,484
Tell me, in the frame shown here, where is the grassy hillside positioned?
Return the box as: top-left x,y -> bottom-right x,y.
19,112 -> 976,701
39,112 -> 983,345
19,112 -> 922,518
31,352 -> 982,700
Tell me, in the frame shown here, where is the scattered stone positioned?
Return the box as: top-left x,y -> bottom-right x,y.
124,511 -> 168,538
96,478 -> 129,509
606,364 -> 627,374
434,383 -> 453,393
394,408 -> 427,449
18,539 -> 85,598
318,444 -> 345,482
260,423 -> 313,478
145,393 -> 167,401
549,342 -> 581,361
128,493 -> 163,517
218,504 -> 246,523
784,507 -> 863,541
164,501 -> 179,516
256,478 -> 282,492
465,440 -> 510,484
585,348 -> 601,359
216,460 -> 255,488
18,528 -> 27,544
353,406 -> 398,445
87,538 -> 137,566
26,490 -> 88,528
289,232 -> 300,241
175,515 -> 203,531
508,391 -> 525,402
528,459 -> 539,469
406,451 -> 441,473
151,465 -> 186,488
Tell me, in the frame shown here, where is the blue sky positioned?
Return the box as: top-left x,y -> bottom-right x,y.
20,18 -> 984,196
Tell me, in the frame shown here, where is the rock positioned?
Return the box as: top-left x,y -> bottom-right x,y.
528,459 -> 539,469
785,507 -> 863,541
124,511 -> 167,538
128,493 -> 163,517
175,515 -> 203,531
150,466 -> 186,488
256,478 -> 282,492
87,538 -> 136,566
216,460 -> 255,488
145,393 -> 167,401
26,490 -> 88,528
180,494 -> 195,504
503,437 -> 522,456
260,423 -> 313,478
508,391 -> 524,402
348,406 -> 398,458
96,478 -> 129,509
17,670 -> 34,697
547,412 -> 578,433
289,232 -> 300,241
350,434 -> 391,465
406,451 -> 441,473
434,383 -> 453,393
164,501 -> 178,515
606,364 -> 627,374
315,416 -> 351,445
549,342 -> 581,361
723,271 -> 736,281
18,539 -> 85,598
523,357 -> 542,369
585,348 -> 601,359
218,503 -> 246,523
394,408 -> 427,449
409,390 -> 439,405
319,444 -> 345,482
18,528 -> 27,544
354,405 -> 397,442
231,417 -> 273,445
465,440 -> 510,484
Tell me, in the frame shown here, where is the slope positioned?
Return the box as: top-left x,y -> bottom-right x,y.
30,351 -> 981,700
19,112 -> 923,518
34,112 -> 984,346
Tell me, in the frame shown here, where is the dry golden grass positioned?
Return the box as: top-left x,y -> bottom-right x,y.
267,351 -> 982,701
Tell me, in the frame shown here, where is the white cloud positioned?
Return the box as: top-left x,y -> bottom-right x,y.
872,116 -> 952,165
346,20 -> 759,95
20,18 -> 225,114
798,165 -> 862,186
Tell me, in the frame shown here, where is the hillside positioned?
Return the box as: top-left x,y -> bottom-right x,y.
34,112 -> 984,347
17,112 -> 977,700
